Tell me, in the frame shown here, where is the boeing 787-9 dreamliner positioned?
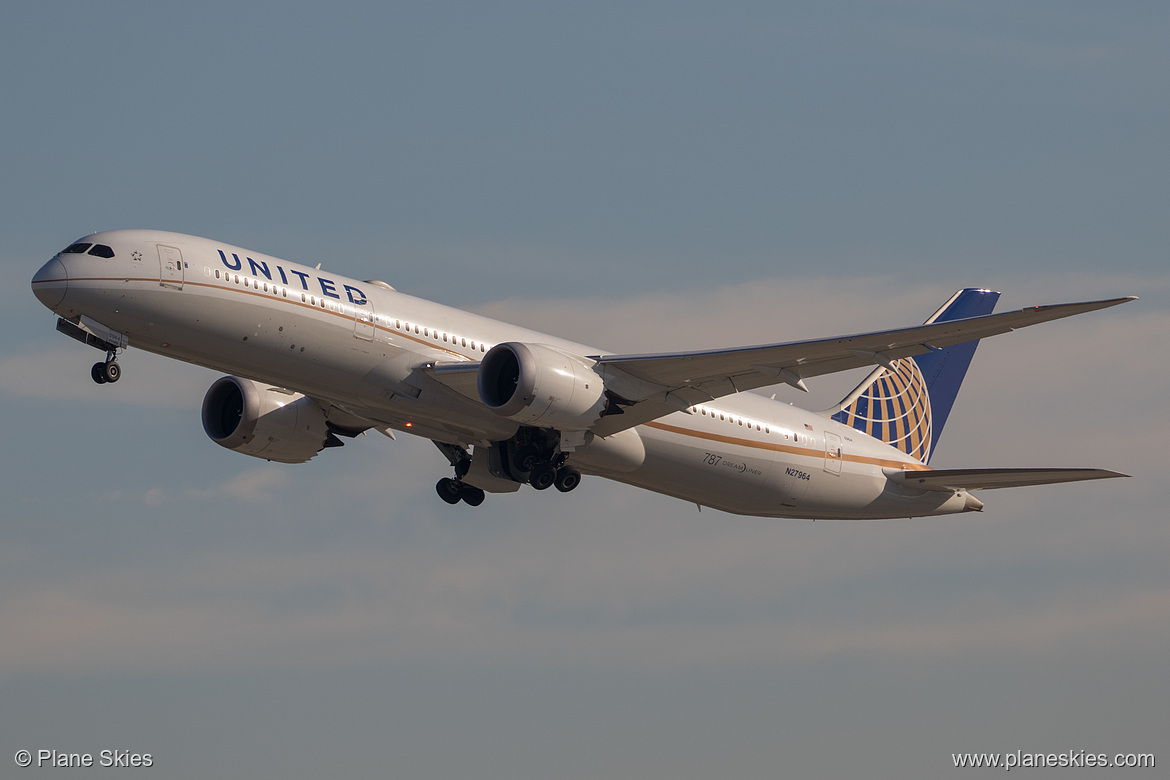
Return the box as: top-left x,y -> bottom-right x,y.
32,230 -> 1133,518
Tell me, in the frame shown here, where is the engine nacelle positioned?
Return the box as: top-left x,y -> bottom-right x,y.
201,376 -> 330,463
477,342 -> 607,429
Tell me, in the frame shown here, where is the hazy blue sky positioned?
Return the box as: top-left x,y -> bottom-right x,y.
2,2 -> 1167,778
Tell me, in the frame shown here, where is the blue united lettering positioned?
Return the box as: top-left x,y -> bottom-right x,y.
217,247 -> 368,305
343,284 -> 367,305
247,257 -> 272,280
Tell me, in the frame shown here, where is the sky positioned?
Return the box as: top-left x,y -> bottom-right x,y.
1,1 -> 1167,778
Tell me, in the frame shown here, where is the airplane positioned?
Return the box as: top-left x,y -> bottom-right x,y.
31,230 -> 1134,519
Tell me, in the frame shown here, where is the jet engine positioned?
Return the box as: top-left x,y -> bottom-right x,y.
477,342 -> 607,429
201,376 -> 330,463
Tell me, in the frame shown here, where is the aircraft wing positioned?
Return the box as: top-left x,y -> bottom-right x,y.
586,296 -> 1135,437
427,360 -> 481,401
884,467 -> 1129,492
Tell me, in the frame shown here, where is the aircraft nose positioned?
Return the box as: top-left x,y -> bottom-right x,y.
32,256 -> 68,310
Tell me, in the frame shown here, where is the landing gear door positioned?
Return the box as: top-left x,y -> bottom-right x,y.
158,245 -> 184,290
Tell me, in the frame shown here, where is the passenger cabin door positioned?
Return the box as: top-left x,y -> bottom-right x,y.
158,245 -> 184,290
824,431 -> 843,475
354,302 -> 375,341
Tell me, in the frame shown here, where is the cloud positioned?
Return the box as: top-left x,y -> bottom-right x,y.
2,518 -> 1167,676
0,272 -> 1161,681
885,22 -> 1113,74
472,276 -> 955,354
0,345 -> 216,408
185,466 -> 293,503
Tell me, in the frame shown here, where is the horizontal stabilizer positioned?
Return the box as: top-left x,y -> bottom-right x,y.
885,467 -> 1129,492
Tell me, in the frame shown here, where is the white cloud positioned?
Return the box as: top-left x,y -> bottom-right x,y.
0,344 -> 216,408
185,466 -> 293,503
2,517 -> 1167,676
0,272 -> 1161,682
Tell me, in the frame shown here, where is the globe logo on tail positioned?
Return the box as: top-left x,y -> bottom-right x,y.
831,358 -> 933,463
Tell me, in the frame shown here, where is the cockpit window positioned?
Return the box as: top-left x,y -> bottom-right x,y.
87,244 -> 115,258
63,243 -> 92,254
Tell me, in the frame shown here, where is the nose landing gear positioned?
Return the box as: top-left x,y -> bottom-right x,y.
53,317 -> 126,385
91,354 -> 121,384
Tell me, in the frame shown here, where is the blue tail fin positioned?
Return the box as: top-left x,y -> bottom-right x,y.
829,288 -> 1000,464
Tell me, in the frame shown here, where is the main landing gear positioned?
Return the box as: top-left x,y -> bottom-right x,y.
510,442 -> 581,493
432,443 -> 486,507
526,461 -> 581,492
430,432 -> 585,508
436,476 -> 485,506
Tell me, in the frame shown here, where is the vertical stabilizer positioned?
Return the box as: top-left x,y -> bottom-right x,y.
828,288 -> 1000,463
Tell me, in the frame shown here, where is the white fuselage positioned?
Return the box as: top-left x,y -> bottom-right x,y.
32,230 -> 977,519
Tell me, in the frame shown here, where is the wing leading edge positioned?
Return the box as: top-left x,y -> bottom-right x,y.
588,295 -> 1136,437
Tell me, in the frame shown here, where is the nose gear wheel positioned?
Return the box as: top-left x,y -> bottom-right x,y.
91,358 -> 121,384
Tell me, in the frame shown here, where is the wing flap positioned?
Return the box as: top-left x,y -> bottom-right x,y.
885,467 -> 1129,492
